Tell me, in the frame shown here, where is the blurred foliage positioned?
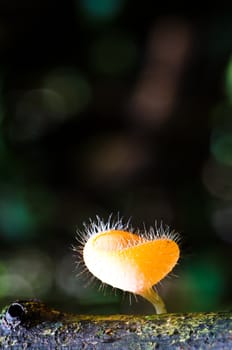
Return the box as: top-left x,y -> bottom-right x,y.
0,3 -> 231,315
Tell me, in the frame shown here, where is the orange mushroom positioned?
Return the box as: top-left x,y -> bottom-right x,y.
76,215 -> 180,314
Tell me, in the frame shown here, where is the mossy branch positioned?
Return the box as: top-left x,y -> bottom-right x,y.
0,300 -> 232,349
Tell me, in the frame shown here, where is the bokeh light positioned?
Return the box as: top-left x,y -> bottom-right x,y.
8,88 -> 66,142
79,0 -> 125,20
0,131 -> 6,159
225,55 -> 232,103
210,103 -> 232,166
42,67 -> 91,117
202,157 -> 232,200
0,274 -> 32,299
0,72 -> 4,122
211,133 -> 232,167
211,205 -> 232,244
0,7 -> 231,315
0,249 -> 53,299
0,191 -> 36,240
128,18 -> 193,127
82,133 -> 150,189
177,254 -> 226,312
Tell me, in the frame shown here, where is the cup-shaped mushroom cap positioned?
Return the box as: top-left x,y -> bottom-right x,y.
83,229 -> 180,294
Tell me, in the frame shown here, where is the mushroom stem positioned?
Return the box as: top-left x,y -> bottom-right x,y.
141,287 -> 167,314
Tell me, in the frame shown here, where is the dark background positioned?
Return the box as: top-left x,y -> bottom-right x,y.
0,1 -> 232,314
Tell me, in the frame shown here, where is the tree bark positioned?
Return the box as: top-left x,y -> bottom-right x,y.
0,300 -> 232,349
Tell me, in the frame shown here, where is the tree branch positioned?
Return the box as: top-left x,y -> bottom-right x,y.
0,300 -> 231,349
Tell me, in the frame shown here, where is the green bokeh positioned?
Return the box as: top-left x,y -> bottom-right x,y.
0,263 -> 8,298
0,133 -> 6,159
225,55 -> 232,103
211,132 -> 232,166
80,0 -> 124,19
0,196 -> 36,240
210,103 -> 232,166
181,256 -> 225,311
43,68 -> 91,116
